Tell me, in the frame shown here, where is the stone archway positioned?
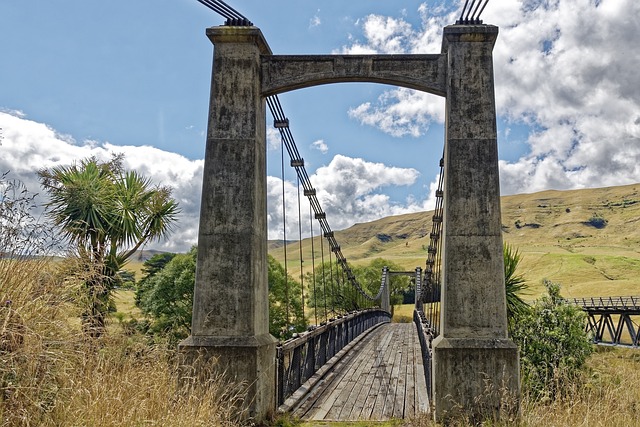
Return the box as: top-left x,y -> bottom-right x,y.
180,24 -> 519,422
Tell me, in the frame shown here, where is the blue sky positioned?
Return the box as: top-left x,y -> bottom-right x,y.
2,0 -> 640,252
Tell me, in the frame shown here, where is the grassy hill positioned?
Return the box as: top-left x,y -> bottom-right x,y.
269,183 -> 640,299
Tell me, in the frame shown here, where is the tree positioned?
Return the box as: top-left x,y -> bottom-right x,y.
135,252 -> 177,307
268,255 -> 306,340
306,258 -> 410,319
136,250 -> 307,342
38,155 -> 179,337
138,248 -> 196,342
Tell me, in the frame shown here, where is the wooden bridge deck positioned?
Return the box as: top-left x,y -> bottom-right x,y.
291,323 -> 429,421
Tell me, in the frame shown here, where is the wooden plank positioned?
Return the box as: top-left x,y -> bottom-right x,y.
381,325 -> 403,418
345,323 -> 395,420
370,325 -> 401,420
324,331 -> 376,420
393,324 -> 410,419
360,325 -> 393,420
291,322 -> 429,422
404,324 -> 417,418
302,326 -> 387,420
295,344 -> 361,419
290,322 -> 387,418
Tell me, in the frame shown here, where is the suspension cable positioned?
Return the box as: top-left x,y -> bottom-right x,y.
296,174 -> 305,323
266,95 -> 382,303
328,243 -> 335,315
195,0 -> 253,26
423,152 -> 445,335
309,202 -> 318,325
281,136 -> 290,334
320,230 -> 328,321
456,0 -> 490,24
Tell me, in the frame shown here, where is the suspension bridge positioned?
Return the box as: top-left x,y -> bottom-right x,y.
173,0 -> 634,424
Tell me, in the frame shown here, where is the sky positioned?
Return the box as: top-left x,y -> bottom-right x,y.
1,0 -> 640,253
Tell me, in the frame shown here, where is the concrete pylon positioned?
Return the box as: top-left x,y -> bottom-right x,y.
179,26 -> 277,422
431,25 -> 520,422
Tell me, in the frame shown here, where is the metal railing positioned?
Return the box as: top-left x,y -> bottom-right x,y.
276,309 -> 391,407
413,309 -> 433,398
570,296 -> 640,313
568,296 -> 640,347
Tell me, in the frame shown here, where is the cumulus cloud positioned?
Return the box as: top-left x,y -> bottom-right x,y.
311,139 -> 328,153
266,154 -> 434,240
339,5 -> 455,138
348,90 -> 445,137
0,111 -> 203,253
340,0 -> 640,194
1,112 -> 437,248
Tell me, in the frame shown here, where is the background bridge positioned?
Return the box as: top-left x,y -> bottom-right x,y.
572,296 -> 640,347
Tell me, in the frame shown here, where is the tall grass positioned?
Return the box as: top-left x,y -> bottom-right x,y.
1,255 -> 245,427
405,346 -> 640,427
1,176 -> 243,426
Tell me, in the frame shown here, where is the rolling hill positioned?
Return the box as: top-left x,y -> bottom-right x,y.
269,183 -> 640,299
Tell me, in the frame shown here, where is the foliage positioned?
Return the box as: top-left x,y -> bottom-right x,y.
137,248 -> 196,343
135,252 -> 177,307
137,249 -> 307,342
268,255 -> 306,340
503,243 -> 530,322
586,213 -> 608,229
306,258 -> 410,321
510,280 -> 593,399
38,155 -> 179,337
0,172 -> 60,257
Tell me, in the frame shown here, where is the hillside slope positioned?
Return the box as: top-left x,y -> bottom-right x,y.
269,183 -> 640,298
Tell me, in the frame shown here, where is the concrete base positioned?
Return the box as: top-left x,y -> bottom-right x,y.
432,336 -> 520,423
178,334 -> 278,422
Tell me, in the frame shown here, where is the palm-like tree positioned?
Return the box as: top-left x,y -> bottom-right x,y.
504,243 -> 529,320
39,155 -> 179,337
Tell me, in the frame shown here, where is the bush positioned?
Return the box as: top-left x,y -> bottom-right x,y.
585,214 -> 607,229
510,280 -> 592,399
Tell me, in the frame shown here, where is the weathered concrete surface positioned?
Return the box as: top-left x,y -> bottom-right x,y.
179,26 -> 277,422
432,24 -> 520,422
262,54 -> 447,97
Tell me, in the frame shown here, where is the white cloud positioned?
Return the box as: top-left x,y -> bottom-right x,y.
1,112 -> 439,250
0,111 -> 203,253
309,14 -> 321,29
267,127 -> 281,151
311,139 -> 328,153
340,0 -> 640,194
266,154 -> 434,240
348,90 -> 445,137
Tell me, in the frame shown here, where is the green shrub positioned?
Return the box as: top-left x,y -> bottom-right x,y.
510,280 -> 592,399
585,214 -> 607,229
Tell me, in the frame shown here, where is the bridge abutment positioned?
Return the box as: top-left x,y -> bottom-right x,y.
179,26 -> 277,422
431,25 -> 520,422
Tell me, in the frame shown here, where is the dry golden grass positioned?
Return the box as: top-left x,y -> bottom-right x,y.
1,257 -> 244,427
402,347 -> 640,427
